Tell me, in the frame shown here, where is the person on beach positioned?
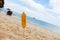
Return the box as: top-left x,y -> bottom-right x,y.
7,8 -> 12,16
0,0 -> 4,8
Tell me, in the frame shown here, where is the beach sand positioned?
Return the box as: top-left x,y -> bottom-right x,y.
0,13 -> 60,40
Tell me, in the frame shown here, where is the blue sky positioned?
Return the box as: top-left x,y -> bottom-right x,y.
4,0 -> 60,27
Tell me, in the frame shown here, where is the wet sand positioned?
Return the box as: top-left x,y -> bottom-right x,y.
0,13 -> 60,40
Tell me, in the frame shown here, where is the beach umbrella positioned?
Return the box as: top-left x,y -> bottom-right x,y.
21,12 -> 26,37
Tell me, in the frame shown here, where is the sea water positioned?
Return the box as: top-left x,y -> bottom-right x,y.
1,8 -> 60,34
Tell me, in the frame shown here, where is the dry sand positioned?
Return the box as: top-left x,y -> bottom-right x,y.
0,13 -> 60,40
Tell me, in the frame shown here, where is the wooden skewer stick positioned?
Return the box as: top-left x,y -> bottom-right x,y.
23,28 -> 25,37
21,12 -> 26,38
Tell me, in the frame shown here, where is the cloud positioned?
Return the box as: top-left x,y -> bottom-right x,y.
19,0 -> 46,12
49,0 -> 60,14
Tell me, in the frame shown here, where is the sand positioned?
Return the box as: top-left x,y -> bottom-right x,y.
0,13 -> 60,40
